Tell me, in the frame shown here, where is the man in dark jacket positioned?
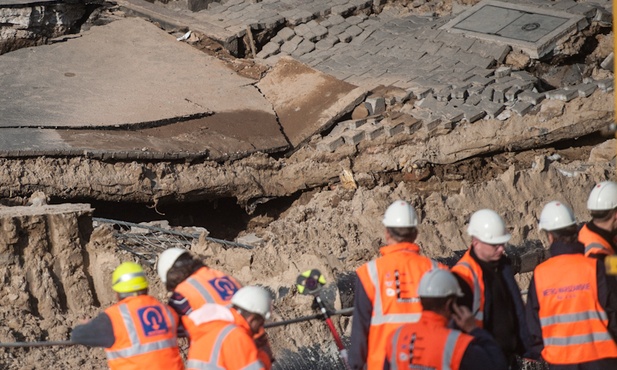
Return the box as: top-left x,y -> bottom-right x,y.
451,209 -> 531,369
526,201 -> 617,369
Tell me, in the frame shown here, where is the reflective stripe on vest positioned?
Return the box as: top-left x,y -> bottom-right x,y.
367,260 -> 422,325
540,310 -> 608,326
544,332 -> 615,346
389,326 -> 403,369
187,324 -> 236,369
441,330 -> 460,370
456,262 -> 484,322
584,242 -> 611,256
389,325 -> 461,370
106,304 -> 178,360
187,277 -> 217,303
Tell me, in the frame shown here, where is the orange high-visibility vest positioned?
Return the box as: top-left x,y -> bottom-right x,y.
356,242 -> 444,370
175,267 -> 242,338
386,311 -> 473,370
579,224 -> 616,257
451,249 -> 485,328
534,254 -> 617,364
186,310 -> 265,370
104,295 -> 183,370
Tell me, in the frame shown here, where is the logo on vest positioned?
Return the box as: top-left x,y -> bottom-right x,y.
138,306 -> 169,337
543,283 -> 590,300
208,276 -> 239,301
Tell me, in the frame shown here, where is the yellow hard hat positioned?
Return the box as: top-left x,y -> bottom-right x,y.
112,262 -> 149,293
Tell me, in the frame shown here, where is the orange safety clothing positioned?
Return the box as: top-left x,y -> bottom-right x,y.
104,295 -> 183,370
579,224 -> 616,257
187,308 -> 265,370
533,253 -> 617,364
386,311 -> 473,370
354,242 -> 444,369
451,250 -> 485,327
175,266 -> 242,338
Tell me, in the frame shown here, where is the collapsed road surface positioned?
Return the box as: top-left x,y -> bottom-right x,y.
0,0 -> 615,368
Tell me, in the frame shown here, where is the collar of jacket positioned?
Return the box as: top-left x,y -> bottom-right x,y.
586,221 -> 617,247
419,310 -> 449,327
380,242 -> 420,256
549,240 -> 584,257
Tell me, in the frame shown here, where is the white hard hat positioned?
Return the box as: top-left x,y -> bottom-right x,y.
157,248 -> 188,284
467,209 -> 511,244
417,269 -> 463,298
538,201 -> 576,231
382,200 -> 419,228
587,181 -> 617,211
231,286 -> 272,319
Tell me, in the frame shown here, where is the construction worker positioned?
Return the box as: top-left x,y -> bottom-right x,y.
451,209 -> 531,369
71,262 -> 183,370
186,285 -> 271,370
156,247 -> 242,338
349,200 -> 446,370
384,269 -> 507,370
526,201 -> 617,368
158,248 -> 274,367
579,181 -> 617,259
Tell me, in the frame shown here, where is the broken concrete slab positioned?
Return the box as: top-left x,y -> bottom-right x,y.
0,18 -> 291,159
256,56 -> 368,148
0,18 -> 275,128
441,0 -> 586,59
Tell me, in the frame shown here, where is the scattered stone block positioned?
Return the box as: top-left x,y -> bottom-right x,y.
597,79 -> 614,92
572,83 -> 596,98
449,98 -> 465,107
468,75 -> 494,87
417,95 -> 446,111
545,89 -> 578,102
383,121 -> 405,137
505,88 -> 520,102
510,101 -> 534,116
440,104 -> 464,122
317,136 -> 344,152
364,97 -> 386,115
479,99 -> 505,118
361,124 -> 384,140
465,94 -> 482,106
495,66 -> 511,78
481,87 -> 494,101
460,104 -> 485,122
451,87 -> 468,100
511,70 -> 537,83
517,90 -> 545,105
409,87 -> 433,99
342,129 -> 366,144
493,90 -> 505,103
467,85 -> 484,96
347,119 -> 367,129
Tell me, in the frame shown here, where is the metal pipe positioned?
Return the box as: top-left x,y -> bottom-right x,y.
265,307 -> 354,328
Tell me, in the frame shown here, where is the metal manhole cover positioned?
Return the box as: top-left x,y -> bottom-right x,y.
441,0 -> 585,58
